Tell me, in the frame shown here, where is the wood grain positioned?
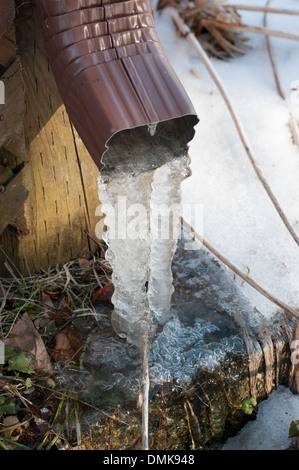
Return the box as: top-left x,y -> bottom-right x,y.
0,4 -> 101,276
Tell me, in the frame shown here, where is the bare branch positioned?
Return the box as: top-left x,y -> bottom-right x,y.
263,0 -> 285,100
180,217 -> 299,321
229,5 -> 299,16
171,9 -> 299,249
201,18 -> 299,42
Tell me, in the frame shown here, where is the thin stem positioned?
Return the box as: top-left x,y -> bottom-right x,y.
289,113 -> 299,148
263,0 -> 285,100
201,18 -> 299,42
171,10 -> 299,249
181,217 -> 299,322
141,334 -> 149,450
229,5 -> 299,16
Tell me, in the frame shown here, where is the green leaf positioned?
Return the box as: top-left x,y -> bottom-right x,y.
24,377 -> 33,389
289,420 -> 299,438
46,378 -> 56,389
8,351 -> 36,374
0,397 -> 19,418
0,395 -> 6,406
242,397 -> 257,415
4,346 -> 16,361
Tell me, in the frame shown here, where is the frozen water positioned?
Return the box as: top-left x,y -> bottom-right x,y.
148,155 -> 191,325
155,0 -> 299,319
152,0 -> 299,448
82,236 -> 253,395
147,123 -> 157,136
98,155 -> 191,345
222,386 -> 299,450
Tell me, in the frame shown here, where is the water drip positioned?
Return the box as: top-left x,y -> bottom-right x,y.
147,123 -> 157,137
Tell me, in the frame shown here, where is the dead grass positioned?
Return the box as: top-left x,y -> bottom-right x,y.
0,253 -> 115,450
158,0 -> 250,59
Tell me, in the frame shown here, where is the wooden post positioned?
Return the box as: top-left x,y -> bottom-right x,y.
0,2 -> 102,276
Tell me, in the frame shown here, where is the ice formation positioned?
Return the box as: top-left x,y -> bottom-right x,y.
98,154 -> 191,345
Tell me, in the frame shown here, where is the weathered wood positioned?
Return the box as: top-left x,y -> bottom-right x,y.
0,0 -> 15,40
0,59 -> 25,149
3,121 -> 26,161
0,27 -> 16,72
0,4 -> 101,276
0,164 -> 13,186
0,162 -> 31,235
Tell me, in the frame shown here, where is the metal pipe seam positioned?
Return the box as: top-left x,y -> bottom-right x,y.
35,0 -> 199,171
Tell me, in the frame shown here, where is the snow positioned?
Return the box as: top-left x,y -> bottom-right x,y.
154,0 -> 299,319
222,386 -> 299,450
153,0 -> 299,450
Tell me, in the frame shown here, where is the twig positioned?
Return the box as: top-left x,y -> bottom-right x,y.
263,0 -> 285,100
201,18 -> 299,42
0,247 -> 24,281
171,10 -> 299,249
0,281 -> 7,315
141,334 -> 149,450
289,113 -> 299,148
184,402 -> 195,450
180,217 -> 299,321
84,229 -> 106,256
0,416 -> 33,434
229,5 -> 299,16
263,1 -> 299,150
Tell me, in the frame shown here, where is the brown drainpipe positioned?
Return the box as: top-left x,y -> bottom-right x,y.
34,0 -> 199,172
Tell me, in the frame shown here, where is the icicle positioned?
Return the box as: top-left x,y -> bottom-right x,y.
148,155 -> 191,325
147,123 -> 157,137
98,155 -> 191,345
98,169 -> 153,345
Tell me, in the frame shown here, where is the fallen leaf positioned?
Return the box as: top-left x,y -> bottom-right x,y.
8,351 -> 36,374
51,326 -> 83,364
92,283 -> 114,305
78,258 -> 93,268
4,313 -> 53,375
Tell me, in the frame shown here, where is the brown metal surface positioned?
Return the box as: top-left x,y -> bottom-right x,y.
35,0 -> 198,170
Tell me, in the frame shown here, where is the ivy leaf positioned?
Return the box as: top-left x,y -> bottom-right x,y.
8,351 -> 36,374
4,346 -> 17,361
0,397 -> 19,418
289,420 -> 299,438
24,377 -> 33,389
242,397 -> 257,415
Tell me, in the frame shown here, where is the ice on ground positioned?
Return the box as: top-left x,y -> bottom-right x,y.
222,386 -> 299,450
154,0 -> 299,319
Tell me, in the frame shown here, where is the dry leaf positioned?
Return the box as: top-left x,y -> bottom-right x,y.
51,326 -> 83,364
92,283 -> 114,305
4,313 -> 53,375
78,258 -> 93,268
